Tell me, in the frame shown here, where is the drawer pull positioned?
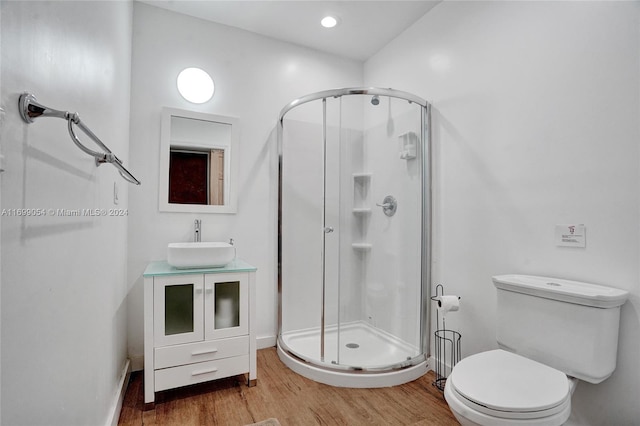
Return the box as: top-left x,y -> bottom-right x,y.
191,348 -> 218,356
191,367 -> 218,376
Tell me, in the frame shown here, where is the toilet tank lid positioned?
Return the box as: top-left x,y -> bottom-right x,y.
492,275 -> 628,308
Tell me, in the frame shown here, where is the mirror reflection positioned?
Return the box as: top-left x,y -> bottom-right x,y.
169,116 -> 230,205
159,108 -> 238,213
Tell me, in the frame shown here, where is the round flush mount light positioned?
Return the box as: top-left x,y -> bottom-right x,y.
321,16 -> 339,28
176,67 -> 215,104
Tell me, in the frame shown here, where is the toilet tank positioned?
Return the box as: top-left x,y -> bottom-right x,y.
493,275 -> 628,384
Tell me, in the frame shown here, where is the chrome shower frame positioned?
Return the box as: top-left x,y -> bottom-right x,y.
276,87 -> 432,377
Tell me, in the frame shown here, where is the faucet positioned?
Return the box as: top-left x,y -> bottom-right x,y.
194,219 -> 201,242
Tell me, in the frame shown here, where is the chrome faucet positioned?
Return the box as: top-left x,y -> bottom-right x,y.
194,219 -> 201,242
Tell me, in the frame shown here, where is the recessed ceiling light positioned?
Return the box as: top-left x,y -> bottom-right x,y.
321,16 -> 338,28
176,67 -> 215,104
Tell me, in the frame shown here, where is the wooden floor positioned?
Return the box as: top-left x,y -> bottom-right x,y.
118,347 -> 459,426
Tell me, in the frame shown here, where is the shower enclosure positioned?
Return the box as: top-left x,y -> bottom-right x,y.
277,87 -> 431,387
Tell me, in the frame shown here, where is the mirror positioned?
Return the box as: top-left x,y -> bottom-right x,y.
159,107 -> 239,213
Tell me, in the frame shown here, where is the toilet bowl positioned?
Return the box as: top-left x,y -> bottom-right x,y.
444,349 -> 576,426
441,275 -> 628,426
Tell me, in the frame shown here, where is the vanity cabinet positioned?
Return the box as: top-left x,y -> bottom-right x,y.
143,260 -> 257,405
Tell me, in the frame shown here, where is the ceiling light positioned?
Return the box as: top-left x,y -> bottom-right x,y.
321,16 -> 338,28
176,67 -> 215,104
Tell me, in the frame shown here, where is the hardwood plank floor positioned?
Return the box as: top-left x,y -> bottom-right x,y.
118,347 -> 459,426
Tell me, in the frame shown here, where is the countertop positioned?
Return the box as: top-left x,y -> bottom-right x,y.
143,259 -> 257,277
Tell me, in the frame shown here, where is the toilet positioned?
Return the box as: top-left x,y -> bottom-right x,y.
444,274 -> 628,426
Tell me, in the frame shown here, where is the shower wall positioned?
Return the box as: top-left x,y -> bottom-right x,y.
361,100 -> 423,346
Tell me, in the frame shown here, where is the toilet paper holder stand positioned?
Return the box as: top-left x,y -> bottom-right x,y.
431,284 -> 461,391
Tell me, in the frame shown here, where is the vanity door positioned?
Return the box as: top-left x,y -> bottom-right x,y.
204,272 -> 248,341
154,275 -> 205,346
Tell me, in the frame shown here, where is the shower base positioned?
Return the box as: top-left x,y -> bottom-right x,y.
277,321 -> 428,388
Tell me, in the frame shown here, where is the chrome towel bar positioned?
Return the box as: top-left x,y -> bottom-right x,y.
18,92 -> 141,185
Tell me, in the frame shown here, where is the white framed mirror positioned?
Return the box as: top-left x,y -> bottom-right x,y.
159,107 -> 239,213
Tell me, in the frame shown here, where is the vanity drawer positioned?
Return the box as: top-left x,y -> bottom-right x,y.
155,336 -> 249,369
155,354 -> 249,392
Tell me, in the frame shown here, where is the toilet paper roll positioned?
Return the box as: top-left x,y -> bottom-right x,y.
437,295 -> 460,316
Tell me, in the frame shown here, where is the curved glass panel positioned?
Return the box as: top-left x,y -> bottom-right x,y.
279,88 -> 428,373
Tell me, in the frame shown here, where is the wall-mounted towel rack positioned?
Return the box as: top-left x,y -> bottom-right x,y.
18,93 -> 141,185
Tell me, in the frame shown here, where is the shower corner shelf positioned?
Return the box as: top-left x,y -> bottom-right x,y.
352,172 -> 372,181
352,243 -> 372,251
352,207 -> 372,215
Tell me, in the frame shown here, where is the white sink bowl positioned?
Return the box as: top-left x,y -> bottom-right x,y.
167,242 -> 236,269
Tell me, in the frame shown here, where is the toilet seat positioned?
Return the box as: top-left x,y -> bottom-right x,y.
448,349 -> 571,421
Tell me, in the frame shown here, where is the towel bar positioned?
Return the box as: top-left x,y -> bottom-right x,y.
19,92 -> 141,185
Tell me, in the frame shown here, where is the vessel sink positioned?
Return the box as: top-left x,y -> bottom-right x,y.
167,242 -> 236,269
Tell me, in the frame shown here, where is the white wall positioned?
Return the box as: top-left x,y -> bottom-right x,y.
126,3 -> 362,366
0,1 -> 133,425
365,1 -> 639,424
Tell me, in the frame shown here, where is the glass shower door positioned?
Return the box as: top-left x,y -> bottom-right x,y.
279,97 -> 339,367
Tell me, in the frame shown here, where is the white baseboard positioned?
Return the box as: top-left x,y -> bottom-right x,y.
257,335 -> 276,349
130,354 -> 144,372
105,359 -> 131,426
431,354 -> 456,372
427,355 -> 435,371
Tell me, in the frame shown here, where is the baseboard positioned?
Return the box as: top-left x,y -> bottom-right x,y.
257,335 -> 276,349
105,359 -> 131,426
130,354 -> 144,372
427,355 -> 435,371
431,354 -> 456,373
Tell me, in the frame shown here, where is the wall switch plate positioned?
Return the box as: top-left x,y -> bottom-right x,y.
555,224 -> 586,248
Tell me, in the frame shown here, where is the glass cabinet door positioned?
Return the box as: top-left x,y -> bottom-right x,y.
204,272 -> 248,340
154,275 -> 204,346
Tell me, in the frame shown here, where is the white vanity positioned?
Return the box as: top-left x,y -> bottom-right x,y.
143,259 -> 257,405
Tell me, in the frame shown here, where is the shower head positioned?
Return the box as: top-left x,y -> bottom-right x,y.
371,95 -> 380,106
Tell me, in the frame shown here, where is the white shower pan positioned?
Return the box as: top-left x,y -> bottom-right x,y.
277,321 -> 428,388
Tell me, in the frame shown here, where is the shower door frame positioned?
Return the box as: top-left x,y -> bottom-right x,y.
277,87 -> 432,373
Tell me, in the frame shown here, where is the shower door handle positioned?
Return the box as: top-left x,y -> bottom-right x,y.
324,226 -> 334,233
